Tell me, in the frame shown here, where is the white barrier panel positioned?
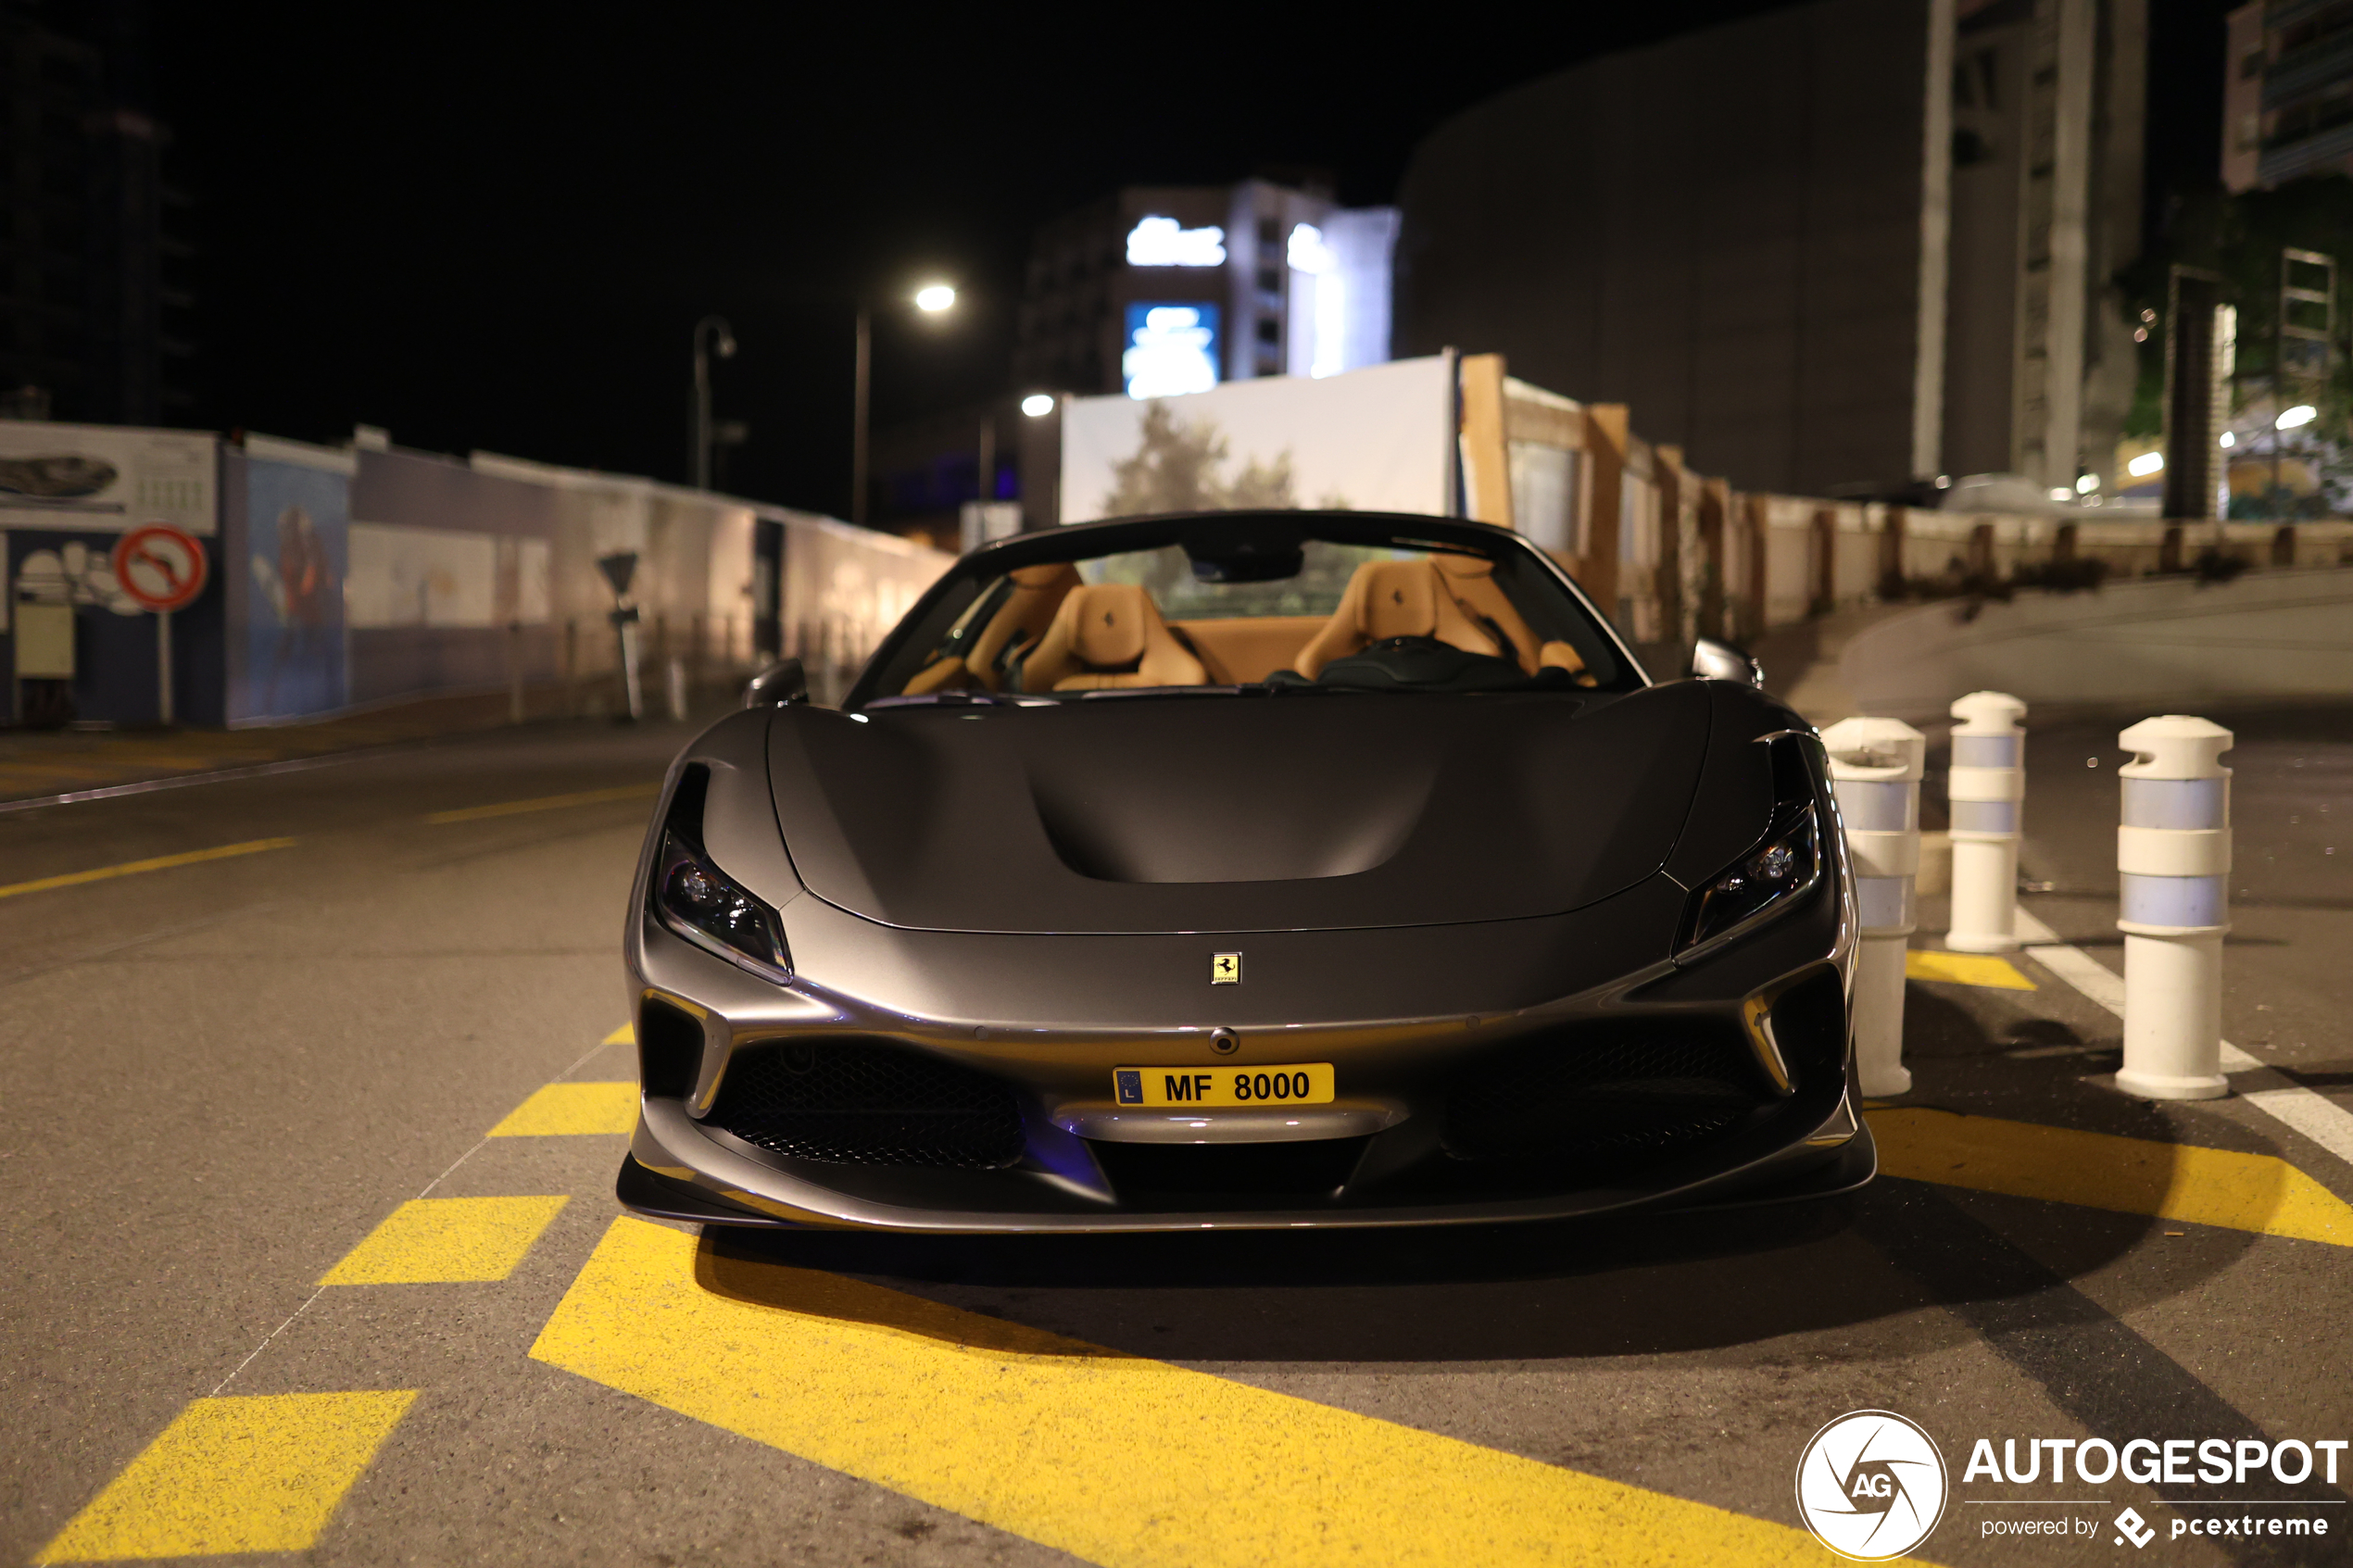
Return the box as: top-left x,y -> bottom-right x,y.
2115,715 -> 2234,1101
1822,717 -> 1926,1097
1947,691 -> 2026,953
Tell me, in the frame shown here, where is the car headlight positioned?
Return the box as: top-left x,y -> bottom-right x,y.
652,830 -> 792,981
1678,803 -> 1822,953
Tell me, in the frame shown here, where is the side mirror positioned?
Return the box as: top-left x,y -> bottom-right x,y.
1689,638 -> 1764,686
743,658 -> 808,708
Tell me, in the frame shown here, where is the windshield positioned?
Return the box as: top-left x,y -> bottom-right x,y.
854,518 -> 1638,706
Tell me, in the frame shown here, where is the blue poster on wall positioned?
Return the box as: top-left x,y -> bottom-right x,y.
232,456 -> 348,721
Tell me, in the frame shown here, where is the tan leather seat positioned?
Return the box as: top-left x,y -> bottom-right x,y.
1291,558 -> 1509,680
1016,583 -> 1208,691
968,563 -> 1081,689
904,562 -> 1083,694
1430,552 -> 1591,678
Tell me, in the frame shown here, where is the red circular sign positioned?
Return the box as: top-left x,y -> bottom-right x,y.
112,525 -> 209,613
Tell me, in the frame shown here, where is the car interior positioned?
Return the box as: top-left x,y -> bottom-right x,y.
896,552 -> 1598,696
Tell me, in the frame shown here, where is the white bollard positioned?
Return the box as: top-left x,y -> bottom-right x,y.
1822,717 -> 1927,1098
1946,691 -> 2027,952
2114,715 -> 2234,1100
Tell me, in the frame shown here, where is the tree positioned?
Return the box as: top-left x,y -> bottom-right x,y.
1099,402 -> 1303,516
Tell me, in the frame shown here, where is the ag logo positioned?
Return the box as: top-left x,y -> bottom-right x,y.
1793,1410 -> 1948,1561
1210,952 -> 1240,985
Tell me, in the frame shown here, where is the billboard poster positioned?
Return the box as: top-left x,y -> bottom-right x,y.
233,450 -> 349,722
0,420 -> 216,535
346,522 -> 500,628
1062,355 -> 1453,524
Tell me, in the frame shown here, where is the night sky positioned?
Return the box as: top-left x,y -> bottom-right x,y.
146,2 -> 2225,520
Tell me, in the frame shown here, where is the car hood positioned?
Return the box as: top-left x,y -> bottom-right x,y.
764,684 -> 1712,935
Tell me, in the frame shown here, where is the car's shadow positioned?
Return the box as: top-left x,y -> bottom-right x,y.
700,985 -> 2268,1366
700,1178 -> 2221,1365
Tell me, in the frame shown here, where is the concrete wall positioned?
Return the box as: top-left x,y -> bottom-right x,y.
1393,0 -> 1937,497
1837,566 -> 2353,721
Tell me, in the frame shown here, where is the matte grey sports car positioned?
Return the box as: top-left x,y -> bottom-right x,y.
617,510 -> 1870,1232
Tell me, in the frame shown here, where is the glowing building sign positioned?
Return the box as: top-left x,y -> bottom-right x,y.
1286,223 -> 1332,274
1126,216 -> 1227,268
1123,304 -> 1221,399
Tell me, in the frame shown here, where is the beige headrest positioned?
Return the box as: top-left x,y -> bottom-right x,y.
1070,583 -> 1152,668
1433,552 -> 1495,581
1359,561 -> 1439,641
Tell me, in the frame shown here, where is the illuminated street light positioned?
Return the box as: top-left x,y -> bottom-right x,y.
2221,432 -> 2236,448
2277,403 -> 2317,430
853,282 -> 959,525
2075,472 -> 2099,495
2128,452 -> 2164,478
1021,394 -> 1055,418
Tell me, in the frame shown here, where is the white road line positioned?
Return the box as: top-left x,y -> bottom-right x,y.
2014,907 -> 2353,1168
210,1029 -> 618,1394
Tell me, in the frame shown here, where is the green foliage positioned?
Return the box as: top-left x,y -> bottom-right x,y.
2120,175 -> 2353,437
1100,402 -> 1309,516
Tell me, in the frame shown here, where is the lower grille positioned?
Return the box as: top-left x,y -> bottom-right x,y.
705,1041 -> 1026,1169
1443,1029 -> 1770,1166
1091,1137 -> 1368,1199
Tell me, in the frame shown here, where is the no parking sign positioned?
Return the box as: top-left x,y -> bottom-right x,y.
111,524 -> 208,614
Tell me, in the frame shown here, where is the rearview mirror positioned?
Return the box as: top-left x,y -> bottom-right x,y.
1181,518 -> 1306,583
743,658 -> 808,707
1689,638 -> 1764,686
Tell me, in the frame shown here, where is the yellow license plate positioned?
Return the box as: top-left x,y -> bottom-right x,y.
1113,1063 -> 1335,1108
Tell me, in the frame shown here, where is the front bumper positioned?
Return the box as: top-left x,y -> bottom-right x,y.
618,866 -> 1868,1235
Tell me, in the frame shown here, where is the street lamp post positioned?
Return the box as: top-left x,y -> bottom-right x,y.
852,307 -> 871,524
851,283 -> 956,526
692,315 -> 736,492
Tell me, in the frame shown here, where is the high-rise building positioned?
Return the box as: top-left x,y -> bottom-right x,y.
1013,178 -> 1398,400
0,0 -> 189,427
2222,0 -> 2353,191
1393,0 -> 2150,500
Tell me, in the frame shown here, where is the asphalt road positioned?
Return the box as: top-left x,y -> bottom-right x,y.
4,707 -> 2350,1567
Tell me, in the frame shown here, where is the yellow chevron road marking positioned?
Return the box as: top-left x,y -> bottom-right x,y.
532,1217 -> 1862,1568
1869,1109 -> 2353,1245
1905,950 -> 2035,990
488,1081 -> 637,1136
604,1022 -> 634,1046
34,1391 -> 415,1562
321,1196 -> 569,1285
0,837 -> 296,901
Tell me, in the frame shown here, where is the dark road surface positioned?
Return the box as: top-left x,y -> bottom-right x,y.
4,708 -> 2349,1567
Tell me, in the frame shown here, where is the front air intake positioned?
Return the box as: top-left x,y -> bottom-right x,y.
1441,1025 -> 1772,1167
637,996 -> 704,1098
703,1041 -> 1026,1169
